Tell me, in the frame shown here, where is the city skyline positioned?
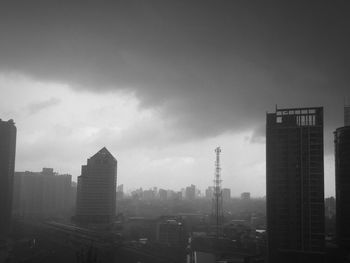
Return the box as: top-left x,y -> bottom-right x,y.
0,111 -> 338,197
2,2 -> 350,262
1,1 -> 350,196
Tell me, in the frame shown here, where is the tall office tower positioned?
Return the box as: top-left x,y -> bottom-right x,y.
76,147 -> 117,224
334,105 -> 350,255
266,107 -> 325,263
0,119 -> 16,235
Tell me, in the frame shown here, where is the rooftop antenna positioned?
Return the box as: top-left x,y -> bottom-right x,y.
212,146 -> 223,238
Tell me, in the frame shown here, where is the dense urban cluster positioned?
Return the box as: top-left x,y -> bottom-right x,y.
0,105 -> 349,263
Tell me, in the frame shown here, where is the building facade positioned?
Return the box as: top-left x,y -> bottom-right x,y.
222,188 -> 231,202
185,184 -> 196,200
205,187 -> 214,199
334,106 -> 350,254
0,119 -> 16,235
156,218 -> 185,246
159,189 -> 167,201
266,107 -> 325,263
13,168 -> 72,219
117,184 -> 124,201
76,147 -> 117,224
241,192 -> 251,200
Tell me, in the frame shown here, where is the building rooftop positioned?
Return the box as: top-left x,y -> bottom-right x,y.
90,147 -> 117,162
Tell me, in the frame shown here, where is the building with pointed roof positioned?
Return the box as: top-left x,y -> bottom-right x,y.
76,147 -> 117,224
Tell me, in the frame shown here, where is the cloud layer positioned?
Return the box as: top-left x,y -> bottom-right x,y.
0,74 -> 272,196
0,1 -> 345,196
26,97 -> 61,115
0,1 -> 349,143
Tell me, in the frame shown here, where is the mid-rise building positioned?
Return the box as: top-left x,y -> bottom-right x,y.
222,188 -> 231,202
266,107 -> 325,263
0,119 -> 16,235
334,105 -> 350,255
241,192 -> 251,200
13,168 -> 72,219
71,181 -> 77,214
166,190 -> 174,199
169,191 -> 182,201
156,218 -> 185,246
185,184 -> 196,200
159,189 -> 167,201
117,184 -> 124,200
131,188 -> 143,199
143,189 -> 156,200
205,187 -> 214,199
76,147 -> 117,224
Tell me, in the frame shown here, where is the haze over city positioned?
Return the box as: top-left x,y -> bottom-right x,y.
2,1 -> 350,263
1,1 -> 349,196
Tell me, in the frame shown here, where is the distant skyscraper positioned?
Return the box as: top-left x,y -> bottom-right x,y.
334,105 -> 350,254
0,119 -> 16,235
266,107 -> 325,263
76,147 -> 117,224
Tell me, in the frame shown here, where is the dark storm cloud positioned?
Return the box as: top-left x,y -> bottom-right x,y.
0,1 -> 349,144
26,97 -> 61,115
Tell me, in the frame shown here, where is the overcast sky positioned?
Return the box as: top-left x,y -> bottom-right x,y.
1,1 -> 349,196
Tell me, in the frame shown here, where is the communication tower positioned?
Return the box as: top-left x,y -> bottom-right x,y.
212,146 -> 223,237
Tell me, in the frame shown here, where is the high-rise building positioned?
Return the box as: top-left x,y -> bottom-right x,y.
266,107 -> 325,263
334,105 -> 350,255
143,189 -> 156,200
0,119 -> 16,235
13,168 -> 72,219
76,147 -> 117,224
